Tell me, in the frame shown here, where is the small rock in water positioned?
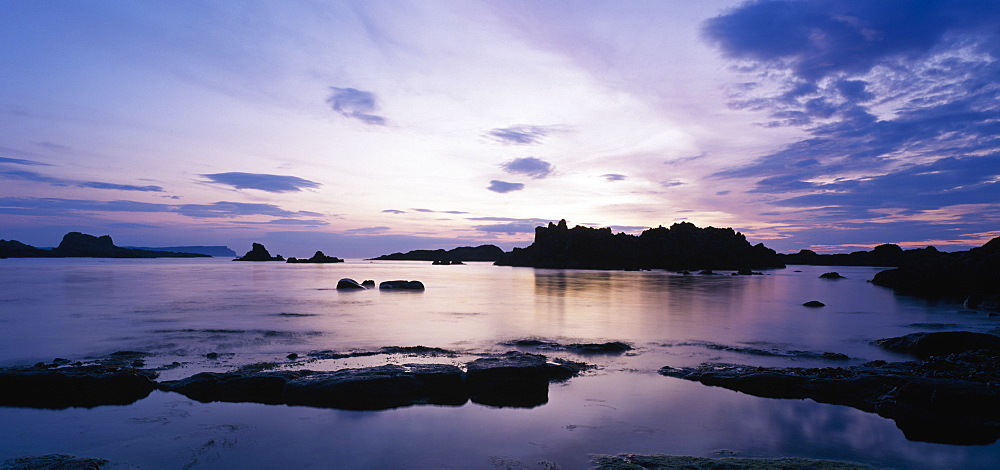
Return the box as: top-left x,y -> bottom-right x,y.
206,352 -> 219,359
361,280 -> 376,288
820,272 -> 845,279
379,280 -> 425,290
803,300 -> 826,307
336,278 -> 366,290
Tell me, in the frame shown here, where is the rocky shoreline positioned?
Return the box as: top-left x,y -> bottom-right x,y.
661,331 -> 1000,445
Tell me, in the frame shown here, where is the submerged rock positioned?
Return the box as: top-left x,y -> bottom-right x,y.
0,364 -> 157,409
284,364 -> 466,410
379,280 -> 425,290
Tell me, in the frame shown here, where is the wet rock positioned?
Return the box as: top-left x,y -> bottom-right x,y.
379,280 -> 425,290
466,352 -> 550,408
284,364 -> 466,410
1,454 -> 113,469
361,280 -> 375,288
802,300 -> 825,307
875,331 -> 1000,358
819,272 -> 845,279
565,341 -> 632,354
336,278 -> 366,290
159,371 -> 308,405
965,294 -> 1000,312
233,243 -> 284,261
0,364 -> 157,409
660,349 -> 1000,444
591,454 -> 871,469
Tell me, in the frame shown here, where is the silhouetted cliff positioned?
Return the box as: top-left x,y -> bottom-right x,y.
872,236 -> 1000,301
494,220 -> 783,270
371,245 -> 505,262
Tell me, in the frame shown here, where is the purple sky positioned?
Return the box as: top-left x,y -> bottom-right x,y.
2,1 -> 998,257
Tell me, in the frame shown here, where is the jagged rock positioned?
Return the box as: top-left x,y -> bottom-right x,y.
802,300 -> 825,307
819,272 -> 845,279
336,278 -> 366,290
233,243 -> 284,261
495,220 -> 784,271
379,280 -> 425,290
0,364 -> 157,409
287,251 -> 344,263
875,331 -> 1000,358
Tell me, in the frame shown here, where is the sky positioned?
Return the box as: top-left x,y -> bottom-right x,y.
1,0 -> 998,258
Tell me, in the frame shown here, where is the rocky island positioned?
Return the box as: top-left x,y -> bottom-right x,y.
495,220 -> 783,271
370,244 -> 504,262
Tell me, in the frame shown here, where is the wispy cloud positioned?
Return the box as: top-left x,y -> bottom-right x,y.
0,156 -> 50,166
382,209 -> 406,214
501,157 -> 553,179
487,180 -> 525,193
602,173 -> 626,182
201,172 -> 321,193
0,197 -> 324,224
326,87 -> 387,125
411,208 -> 469,214
344,226 -> 391,234
0,169 -> 163,192
486,125 -> 554,145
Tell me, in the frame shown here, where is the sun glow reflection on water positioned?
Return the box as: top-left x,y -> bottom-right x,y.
1,258 -> 998,468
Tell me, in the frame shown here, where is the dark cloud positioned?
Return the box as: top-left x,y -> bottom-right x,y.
501,157 -> 553,179
704,0 -> 1000,242
0,156 -> 49,166
201,172 -> 321,193
487,180 -> 525,193
382,209 -> 406,214
326,87 -> 387,125
602,173 -> 626,182
0,169 -> 163,192
487,126 -> 552,145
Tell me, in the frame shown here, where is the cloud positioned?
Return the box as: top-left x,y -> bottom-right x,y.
201,172 -> 321,193
177,201 -> 316,219
487,180 -> 525,193
602,173 -> 626,182
344,226 -> 391,234
486,125 -> 553,145
0,156 -> 49,166
0,169 -> 163,192
703,0 -> 1000,240
660,179 -> 685,187
382,209 -> 406,214
326,87 -> 387,125
410,208 -> 469,214
501,157 -> 553,179
472,223 -> 539,234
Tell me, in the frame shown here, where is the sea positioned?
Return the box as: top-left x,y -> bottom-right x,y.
1,258 -> 998,469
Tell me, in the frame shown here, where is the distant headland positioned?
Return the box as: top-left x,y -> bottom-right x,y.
495,220 -> 784,271
0,232 -> 212,258
369,245 -> 504,262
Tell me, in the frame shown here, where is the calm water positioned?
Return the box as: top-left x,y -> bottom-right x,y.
1,258 -> 998,468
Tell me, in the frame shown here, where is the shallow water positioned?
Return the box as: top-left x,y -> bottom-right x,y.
1,258 -> 998,468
